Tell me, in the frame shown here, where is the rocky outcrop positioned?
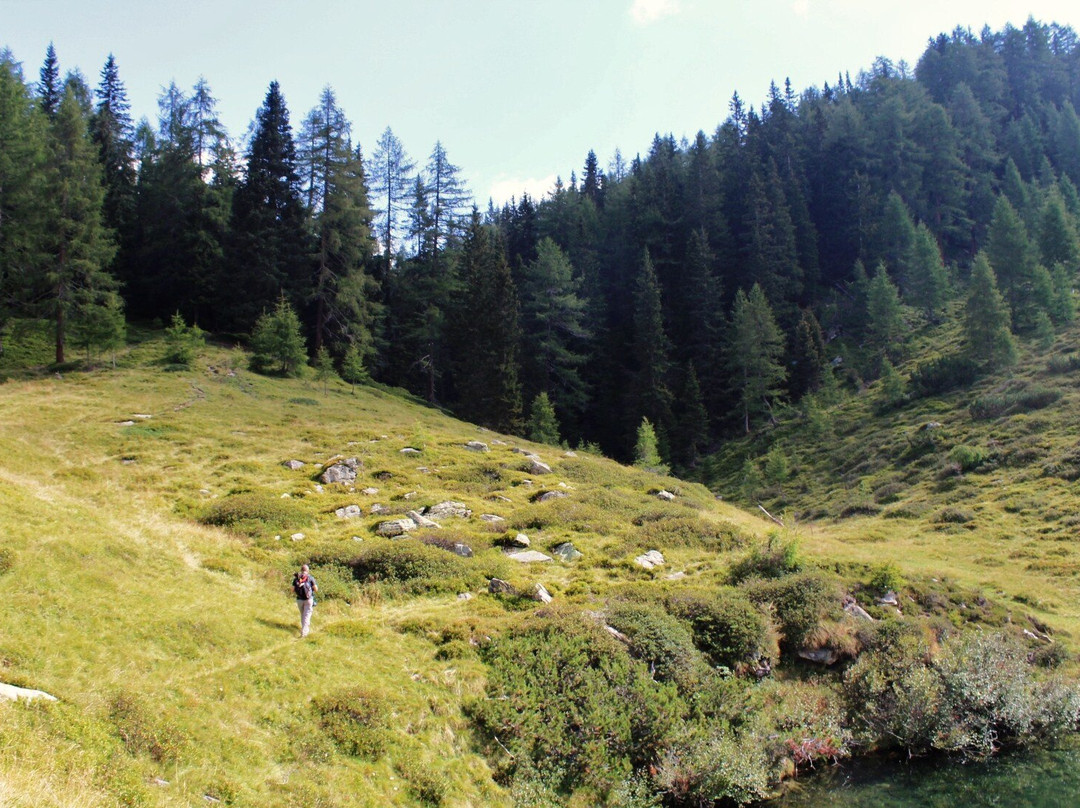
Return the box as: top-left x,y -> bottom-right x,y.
528,458 -> 553,475
552,542 -> 582,562
321,459 -> 359,485
406,510 -> 441,529
335,505 -> 362,519
464,441 -> 489,452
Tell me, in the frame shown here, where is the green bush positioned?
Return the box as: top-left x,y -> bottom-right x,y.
728,533 -> 801,582
312,687 -> 390,759
0,547 -> 13,576
470,614 -> 682,795
868,562 -> 904,594
908,355 -> 981,398
948,444 -> 991,472
744,572 -> 836,650
347,541 -> 483,595
665,590 -> 768,669
199,492 -> 308,536
969,387 -> 1061,419
606,603 -> 700,689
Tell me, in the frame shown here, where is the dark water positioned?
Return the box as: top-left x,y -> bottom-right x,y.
776,742 -> 1080,808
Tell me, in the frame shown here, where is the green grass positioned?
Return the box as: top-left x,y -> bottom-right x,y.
707,304 -> 1080,638
1,323 -> 1077,805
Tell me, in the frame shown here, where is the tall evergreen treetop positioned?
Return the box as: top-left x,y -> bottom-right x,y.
37,43 -> 60,118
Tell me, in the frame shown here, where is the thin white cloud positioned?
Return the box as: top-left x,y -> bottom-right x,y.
488,174 -> 559,206
629,0 -> 681,26
792,0 -> 810,18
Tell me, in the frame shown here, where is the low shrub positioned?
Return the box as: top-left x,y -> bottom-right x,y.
606,602 -> 700,689
0,547 -> 13,576
1044,353 -> 1080,374
933,507 -> 975,524
109,691 -> 186,763
469,613 -> 682,795
395,758 -> 450,806
744,572 -> 837,651
728,533 -> 801,582
199,492 -> 308,536
969,387 -> 1061,420
665,589 -> 769,669
346,541 -> 482,595
635,515 -> 742,550
908,355 -> 981,398
948,444 -> 991,472
312,687 -> 390,759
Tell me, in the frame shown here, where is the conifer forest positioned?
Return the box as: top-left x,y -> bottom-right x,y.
4,19 -> 1080,471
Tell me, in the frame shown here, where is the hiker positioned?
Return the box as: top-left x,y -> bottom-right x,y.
293,564 -> 318,637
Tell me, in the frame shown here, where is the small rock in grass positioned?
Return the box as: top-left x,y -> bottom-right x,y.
508,533 -> 530,548
489,578 -> 516,595
282,460 -> 305,470
406,510 -> 441,529
400,447 -> 422,455
655,490 -> 676,502
528,458 -> 553,475
633,550 -> 665,569
361,487 -> 379,495
536,490 -> 567,503
465,440 -> 489,452
532,584 -> 553,604
552,542 -> 582,562
507,550 -> 552,563
480,513 -> 505,523
376,519 -> 416,537
458,592 -> 473,601
290,533 -> 305,541
335,505 -> 362,519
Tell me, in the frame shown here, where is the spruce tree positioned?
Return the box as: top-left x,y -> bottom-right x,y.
90,54 -> 135,260
1038,191 -> 1080,273
629,250 -> 673,453
451,213 -> 522,433
789,308 -> 826,399
0,54 -> 49,350
729,284 -> 786,433
518,238 -> 590,436
37,43 -> 60,119
674,363 -> 709,469
250,296 -> 307,376
43,84 -> 117,363
527,392 -> 561,445
228,81 -> 309,330
964,252 -> 1017,368
877,192 -> 916,291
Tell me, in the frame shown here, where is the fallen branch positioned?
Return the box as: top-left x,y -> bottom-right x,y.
757,504 -> 784,527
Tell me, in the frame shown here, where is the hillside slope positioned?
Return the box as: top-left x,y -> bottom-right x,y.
0,334 -> 1076,806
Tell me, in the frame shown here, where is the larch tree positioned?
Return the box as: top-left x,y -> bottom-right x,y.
866,261 -> 905,361
907,223 -> 949,321
986,195 -> 1038,330
369,126 -> 415,264
964,251 -> 1017,368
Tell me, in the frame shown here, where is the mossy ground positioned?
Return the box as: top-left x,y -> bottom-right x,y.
0,323 -> 1075,805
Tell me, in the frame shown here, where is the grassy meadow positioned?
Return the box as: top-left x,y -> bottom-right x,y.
0,323 -> 1077,806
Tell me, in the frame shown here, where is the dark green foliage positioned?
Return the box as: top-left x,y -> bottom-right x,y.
471,615 -> 682,795
964,252 -> 1017,367
908,354 -> 981,398
527,391 -> 561,444
249,297 -> 307,376
947,444 -> 991,472
665,590 -> 768,668
728,284 -> 785,433
394,758 -> 449,806
0,547 -> 14,576
605,602 -> 699,687
744,571 -> 836,650
163,311 -> 204,366
311,687 -> 390,759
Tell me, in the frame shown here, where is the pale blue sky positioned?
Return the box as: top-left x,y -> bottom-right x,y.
1,1 -> 1077,204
